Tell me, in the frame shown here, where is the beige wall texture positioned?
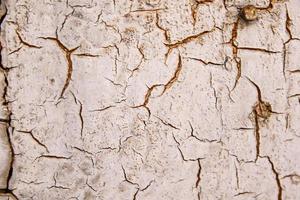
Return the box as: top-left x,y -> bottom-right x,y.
1,0 -> 300,199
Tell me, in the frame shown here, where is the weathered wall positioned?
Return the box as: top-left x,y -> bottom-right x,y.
0,0 -> 300,199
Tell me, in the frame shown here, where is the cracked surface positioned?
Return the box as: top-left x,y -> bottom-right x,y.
0,0 -> 300,199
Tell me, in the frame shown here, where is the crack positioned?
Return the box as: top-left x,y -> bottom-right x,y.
190,0 -> 214,26
155,11 -> 170,43
130,8 -> 165,13
19,180 -> 44,185
186,56 -> 224,66
96,13 -> 122,43
195,158 -> 202,188
172,133 -> 206,162
16,129 -> 49,153
263,156 -> 282,200
209,72 -> 218,110
246,77 -> 264,161
72,146 -> 93,156
15,30 -> 41,49
132,54 -> 182,116
89,105 -> 115,112
121,165 -> 139,187
237,46 -> 280,54
234,192 -> 254,197
8,29 -> 42,55
39,30 -> 80,99
229,18 -> 241,91
281,173 -> 300,185
288,93 -> 300,99
282,5 -> 300,81
73,53 -> 99,57
154,115 -> 179,130
187,121 -> 220,143
285,5 -> 293,42
161,54 -> 182,95
253,108 -> 260,161
131,84 -> 163,116
85,179 -> 97,192
60,8 -> 75,31
234,161 -> 239,189
0,3 -> 19,199
35,154 -> 72,161
132,180 -> 154,200
164,28 -> 215,61
48,173 -> 70,190
70,92 -> 84,139
288,69 -> 300,74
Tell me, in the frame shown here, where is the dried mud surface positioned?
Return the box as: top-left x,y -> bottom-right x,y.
0,0 -> 300,199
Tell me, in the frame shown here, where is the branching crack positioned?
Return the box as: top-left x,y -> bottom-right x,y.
39,31 -> 80,99
132,84 -> 163,116
17,129 -> 49,152
15,30 -> 41,49
121,165 -> 139,186
164,28 -> 215,61
155,11 -> 170,43
48,173 -> 70,190
188,121 -> 219,143
132,54 -> 182,116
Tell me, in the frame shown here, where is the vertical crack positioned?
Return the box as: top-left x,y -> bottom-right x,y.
0,2 -> 18,199
264,156 -> 282,200
246,77 -> 273,161
283,5 -> 300,80
70,92 -> 84,139
195,158 -> 202,188
229,18 -> 241,91
253,107 -> 260,161
161,54 -> 182,95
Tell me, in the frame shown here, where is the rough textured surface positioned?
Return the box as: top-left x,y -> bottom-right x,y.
0,0 -> 300,199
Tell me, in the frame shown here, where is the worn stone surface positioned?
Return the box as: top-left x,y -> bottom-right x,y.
0,0 -> 300,199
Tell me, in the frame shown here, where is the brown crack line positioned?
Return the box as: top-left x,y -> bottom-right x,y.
253,109 -> 260,161
39,32 -> 79,99
164,28 -> 215,62
190,0 -> 214,26
161,54 -> 182,95
155,11 -> 170,43
131,83 -> 163,116
230,18 -> 241,91
246,77 -> 262,161
132,54 -> 182,115
264,156 -> 283,200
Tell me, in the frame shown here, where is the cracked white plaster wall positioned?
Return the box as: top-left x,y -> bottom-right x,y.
0,0 -> 300,200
